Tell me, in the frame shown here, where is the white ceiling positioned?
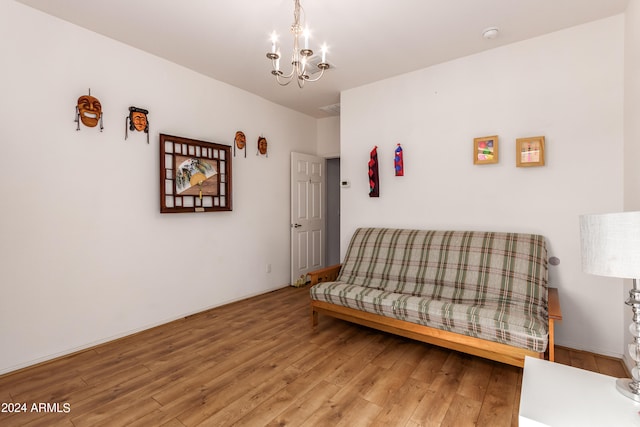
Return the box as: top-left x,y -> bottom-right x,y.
17,0 -> 630,118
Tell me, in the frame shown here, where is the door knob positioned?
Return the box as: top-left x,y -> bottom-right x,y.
293,223 -> 302,228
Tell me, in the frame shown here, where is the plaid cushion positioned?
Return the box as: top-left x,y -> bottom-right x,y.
310,228 -> 549,352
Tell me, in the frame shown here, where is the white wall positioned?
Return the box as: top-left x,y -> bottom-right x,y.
317,116 -> 340,158
624,0 -> 640,369
625,5 -> 640,219
341,17 -> 625,357
0,2 -> 317,374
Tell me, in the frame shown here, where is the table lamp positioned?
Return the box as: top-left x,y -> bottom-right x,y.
580,211 -> 640,401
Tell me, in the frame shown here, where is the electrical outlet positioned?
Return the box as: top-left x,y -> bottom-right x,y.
266,263 -> 272,273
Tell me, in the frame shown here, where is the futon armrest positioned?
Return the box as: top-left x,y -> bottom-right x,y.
548,288 -> 562,321
547,287 -> 562,362
308,264 -> 342,286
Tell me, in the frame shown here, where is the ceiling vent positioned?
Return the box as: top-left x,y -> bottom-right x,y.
319,103 -> 341,115
307,55 -> 336,75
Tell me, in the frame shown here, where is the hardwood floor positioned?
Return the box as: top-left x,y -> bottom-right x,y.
0,286 -> 628,427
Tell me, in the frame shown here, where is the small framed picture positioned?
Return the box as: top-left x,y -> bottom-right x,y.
516,136 -> 545,167
473,135 -> 498,164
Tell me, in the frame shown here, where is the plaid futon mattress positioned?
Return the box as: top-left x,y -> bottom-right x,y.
310,228 -> 549,353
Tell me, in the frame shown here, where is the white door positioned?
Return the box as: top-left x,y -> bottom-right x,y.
291,152 -> 326,285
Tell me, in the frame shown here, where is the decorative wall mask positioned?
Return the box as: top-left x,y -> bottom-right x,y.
75,89 -> 103,131
234,131 -> 246,157
394,143 -> 404,176
125,106 -> 150,143
257,136 -> 268,157
368,146 -> 379,197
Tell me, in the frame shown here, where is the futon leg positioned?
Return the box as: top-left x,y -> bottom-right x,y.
548,319 -> 555,362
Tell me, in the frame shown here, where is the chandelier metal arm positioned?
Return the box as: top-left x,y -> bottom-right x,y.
300,66 -> 327,83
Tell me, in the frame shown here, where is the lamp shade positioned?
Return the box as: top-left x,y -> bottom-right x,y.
580,212 -> 640,279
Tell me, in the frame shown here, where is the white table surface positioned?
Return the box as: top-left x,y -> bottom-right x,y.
519,356 -> 640,427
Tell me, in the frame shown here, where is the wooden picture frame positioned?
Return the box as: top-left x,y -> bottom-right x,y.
473,135 -> 499,164
516,136 -> 545,167
160,134 -> 232,213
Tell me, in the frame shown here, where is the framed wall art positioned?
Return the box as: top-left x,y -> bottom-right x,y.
160,134 -> 232,213
516,136 -> 545,167
473,135 -> 498,165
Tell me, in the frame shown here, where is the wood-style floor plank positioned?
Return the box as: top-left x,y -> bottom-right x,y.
476,364 -> 520,427
0,286 -> 629,427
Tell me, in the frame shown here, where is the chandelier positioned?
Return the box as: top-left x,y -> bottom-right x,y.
266,0 -> 330,88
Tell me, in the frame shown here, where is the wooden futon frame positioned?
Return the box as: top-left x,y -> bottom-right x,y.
309,264 -> 562,368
